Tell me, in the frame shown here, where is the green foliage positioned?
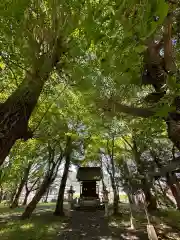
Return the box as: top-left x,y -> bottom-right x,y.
1,0 -> 180,217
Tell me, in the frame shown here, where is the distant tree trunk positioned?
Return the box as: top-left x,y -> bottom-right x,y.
0,186 -> 3,203
54,156 -> 71,216
122,161 -> 136,205
10,180 -> 26,208
110,175 -> 119,215
100,156 -> 106,192
34,179 -> 42,195
22,178 -> 40,206
9,188 -> 17,204
143,185 -> 157,211
133,140 -> 157,211
10,163 -> 32,208
113,192 -> 119,215
21,176 -> 52,219
22,190 -> 30,206
21,145 -> 63,219
54,137 -> 72,216
44,187 -> 50,203
105,136 -> 120,215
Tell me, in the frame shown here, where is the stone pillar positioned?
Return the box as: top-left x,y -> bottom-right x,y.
103,188 -> 109,217
67,185 -> 75,216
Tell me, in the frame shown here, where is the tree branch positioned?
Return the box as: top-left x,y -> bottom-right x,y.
164,12 -> 176,73
96,98 -> 155,118
30,177 -> 40,192
121,136 -> 133,150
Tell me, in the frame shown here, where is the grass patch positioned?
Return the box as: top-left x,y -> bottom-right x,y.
0,203 -> 68,240
152,209 -> 180,231
109,204 -> 180,240
0,202 -> 56,217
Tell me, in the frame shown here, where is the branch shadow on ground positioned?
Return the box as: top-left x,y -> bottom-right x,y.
0,208 -> 69,240
56,209 -> 148,240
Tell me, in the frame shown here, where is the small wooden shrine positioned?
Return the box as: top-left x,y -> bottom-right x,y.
76,167 -> 102,199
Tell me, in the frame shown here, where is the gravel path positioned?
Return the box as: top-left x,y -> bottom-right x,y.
57,209 -> 119,240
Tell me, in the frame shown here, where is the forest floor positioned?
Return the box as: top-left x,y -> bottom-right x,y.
0,203 -> 180,239
109,203 -> 180,240
0,202 -> 69,240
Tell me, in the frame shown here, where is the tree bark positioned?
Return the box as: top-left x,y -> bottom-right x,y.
157,180 -> 175,208
100,156 -> 107,192
133,141 -> 157,211
10,180 -> 25,208
110,174 -> 119,215
166,173 -> 180,209
22,190 -> 30,206
0,38 -> 63,166
10,163 -> 32,208
44,187 -> 50,203
54,137 -> 72,216
21,176 -> 52,219
54,156 -> 71,216
143,185 -> 157,211
113,191 -> 119,215
152,152 -> 180,209
21,145 -> 63,219
105,137 -> 120,215
166,111 -> 180,151
0,186 -> 3,203
9,188 -> 17,204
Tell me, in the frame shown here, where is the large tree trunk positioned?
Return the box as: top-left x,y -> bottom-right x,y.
10,163 -> 32,208
0,75 -> 46,166
54,137 -> 72,216
0,39 -> 63,166
21,176 -> 53,219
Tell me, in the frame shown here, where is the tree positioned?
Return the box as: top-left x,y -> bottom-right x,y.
82,1 -> 180,150
0,0 -> 86,165
10,162 -> 32,208
21,141 -> 63,219
54,136 -> 72,216
98,133 -> 121,215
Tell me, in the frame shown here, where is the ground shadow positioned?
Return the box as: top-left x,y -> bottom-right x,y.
0,207 -> 69,240
56,209 -> 148,240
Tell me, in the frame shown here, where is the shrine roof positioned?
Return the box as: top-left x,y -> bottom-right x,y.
76,167 -> 102,181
